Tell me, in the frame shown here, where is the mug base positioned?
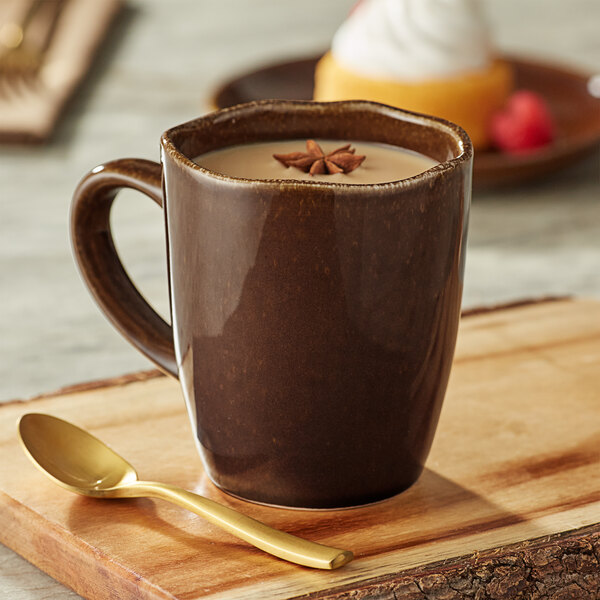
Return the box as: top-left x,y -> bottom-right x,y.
206,475 -> 418,511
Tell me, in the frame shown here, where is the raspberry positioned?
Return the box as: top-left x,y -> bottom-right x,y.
490,90 -> 556,154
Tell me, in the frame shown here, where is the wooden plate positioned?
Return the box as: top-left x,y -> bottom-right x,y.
213,56 -> 600,189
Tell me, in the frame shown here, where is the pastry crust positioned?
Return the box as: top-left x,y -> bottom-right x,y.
314,52 -> 514,149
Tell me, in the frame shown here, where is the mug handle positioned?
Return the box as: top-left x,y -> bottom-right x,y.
70,158 -> 178,378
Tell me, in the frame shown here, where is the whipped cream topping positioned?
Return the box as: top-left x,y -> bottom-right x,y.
331,0 -> 493,81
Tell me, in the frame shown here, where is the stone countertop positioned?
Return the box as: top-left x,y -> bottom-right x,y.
0,0 -> 599,598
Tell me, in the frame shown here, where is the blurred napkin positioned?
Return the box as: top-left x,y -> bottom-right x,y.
0,0 -> 121,143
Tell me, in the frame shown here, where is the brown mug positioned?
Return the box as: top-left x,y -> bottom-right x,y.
71,100 -> 472,509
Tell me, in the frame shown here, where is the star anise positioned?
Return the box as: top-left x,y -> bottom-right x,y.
273,140 -> 366,175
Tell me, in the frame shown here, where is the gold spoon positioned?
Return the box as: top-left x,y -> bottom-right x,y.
17,413 -> 353,570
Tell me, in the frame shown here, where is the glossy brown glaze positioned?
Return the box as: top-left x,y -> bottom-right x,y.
71,159 -> 177,377
72,100 -> 472,508
161,101 -> 471,507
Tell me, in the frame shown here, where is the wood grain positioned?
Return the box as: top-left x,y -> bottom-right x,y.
0,298 -> 599,600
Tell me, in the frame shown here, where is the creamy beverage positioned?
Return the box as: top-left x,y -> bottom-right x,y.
194,139 -> 438,184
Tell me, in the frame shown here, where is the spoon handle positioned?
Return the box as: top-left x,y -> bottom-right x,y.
130,481 -> 353,570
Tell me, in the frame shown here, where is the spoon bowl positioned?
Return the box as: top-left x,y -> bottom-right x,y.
19,413 -> 138,494
17,413 -> 353,570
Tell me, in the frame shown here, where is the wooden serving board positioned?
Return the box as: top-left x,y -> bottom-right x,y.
1,298 -> 599,600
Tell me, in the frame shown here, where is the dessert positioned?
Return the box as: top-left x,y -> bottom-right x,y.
195,139 -> 438,184
313,0 -> 514,149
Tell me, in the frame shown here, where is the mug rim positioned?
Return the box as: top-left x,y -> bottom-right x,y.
160,99 -> 473,190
